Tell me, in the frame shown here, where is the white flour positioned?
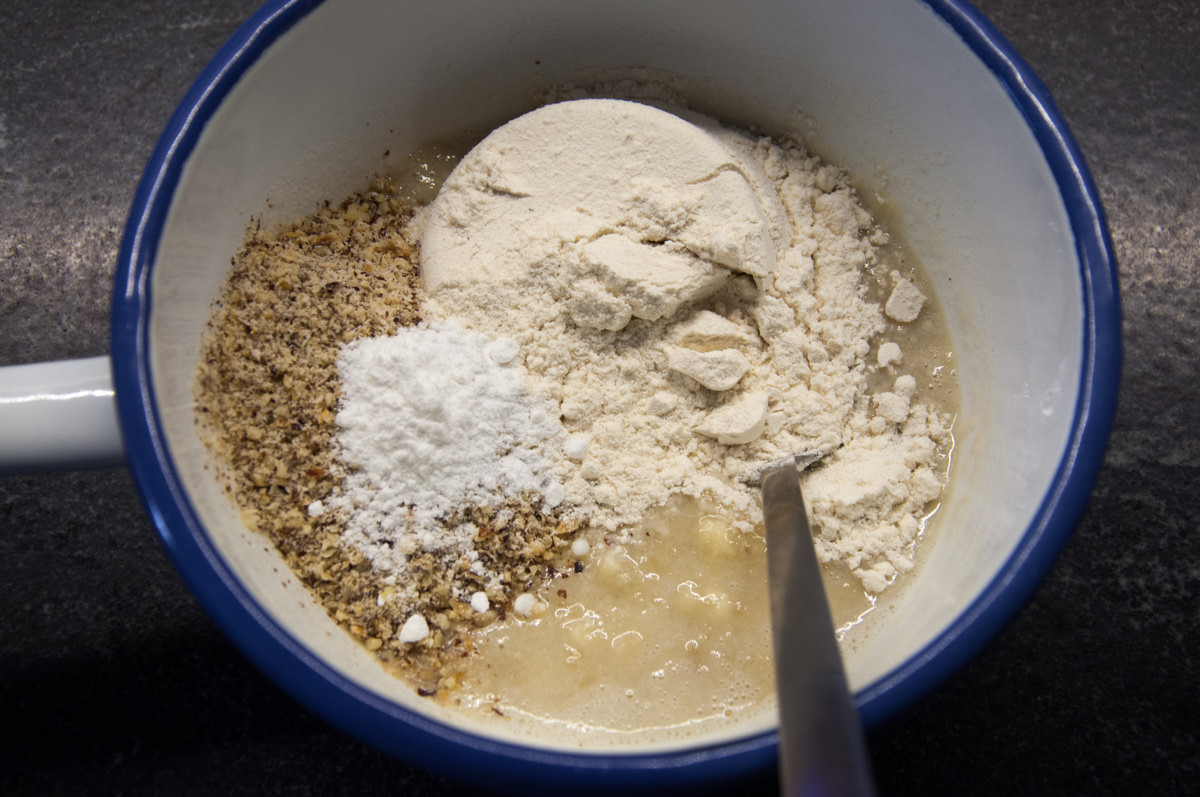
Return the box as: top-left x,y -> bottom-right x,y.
337,99 -> 953,596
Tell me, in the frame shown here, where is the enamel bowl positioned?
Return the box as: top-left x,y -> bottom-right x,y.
109,0 -> 1120,792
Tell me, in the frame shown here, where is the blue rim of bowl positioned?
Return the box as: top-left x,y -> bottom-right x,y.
111,0 -> 1121,792
850,0 -> 1122,726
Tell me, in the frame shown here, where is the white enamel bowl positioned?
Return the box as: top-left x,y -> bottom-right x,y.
102,0 -> 1120,792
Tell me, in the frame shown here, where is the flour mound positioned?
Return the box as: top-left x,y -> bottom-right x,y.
378,99 -> 953,594
422,99 -> 780,318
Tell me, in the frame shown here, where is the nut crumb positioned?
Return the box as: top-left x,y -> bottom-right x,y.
195,186 -> 581,697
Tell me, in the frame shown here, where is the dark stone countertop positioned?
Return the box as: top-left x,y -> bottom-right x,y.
1,1 -> 1196,794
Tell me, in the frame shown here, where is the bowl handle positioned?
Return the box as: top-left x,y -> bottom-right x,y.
0,356 -> 125,473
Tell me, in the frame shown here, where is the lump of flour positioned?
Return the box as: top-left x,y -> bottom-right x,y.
885,270 -> 926,323
422,99 -> 780,324
408,99 -> 953,595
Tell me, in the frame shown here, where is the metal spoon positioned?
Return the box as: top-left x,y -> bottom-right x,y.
762,463 -> 876,797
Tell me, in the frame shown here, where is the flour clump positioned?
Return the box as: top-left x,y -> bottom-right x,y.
422,99 -> 774,317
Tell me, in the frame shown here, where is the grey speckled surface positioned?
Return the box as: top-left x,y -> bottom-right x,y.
1,1 -> 1196,794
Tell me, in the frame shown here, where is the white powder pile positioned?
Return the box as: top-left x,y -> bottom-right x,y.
344,98 -> 953,595
330,321 -> 565,575
422,99 -> 778,305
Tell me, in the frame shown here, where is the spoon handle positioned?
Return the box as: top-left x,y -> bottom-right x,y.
762,465 -> 875,797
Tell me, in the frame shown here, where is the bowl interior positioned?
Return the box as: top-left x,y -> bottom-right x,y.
139,0 -> 1084,757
